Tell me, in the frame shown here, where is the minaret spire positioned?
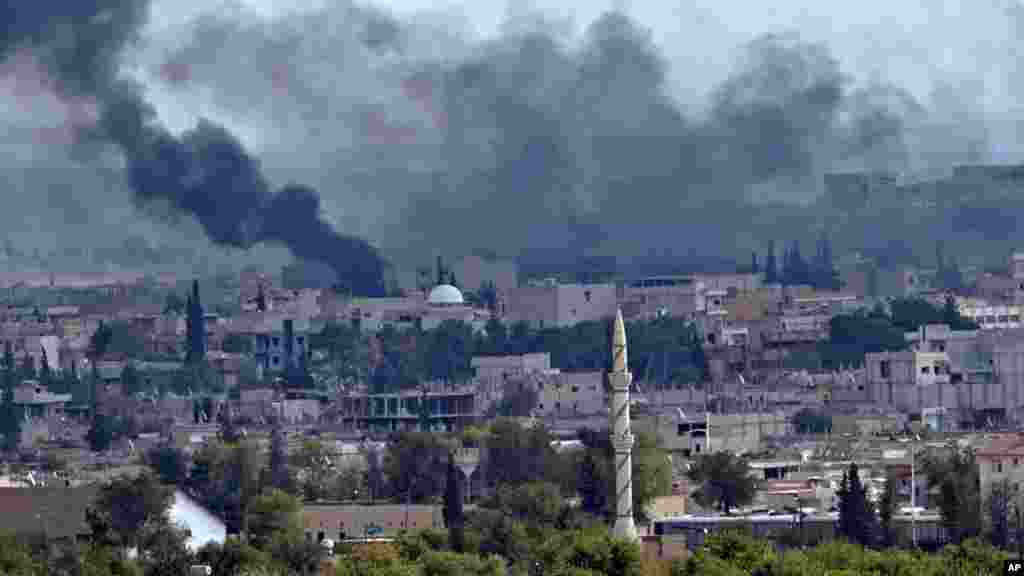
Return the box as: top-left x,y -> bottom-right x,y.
609,309 -> 639,542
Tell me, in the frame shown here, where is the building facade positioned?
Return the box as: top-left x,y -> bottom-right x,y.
618,276 -> 704,321
505,281 -> 617,329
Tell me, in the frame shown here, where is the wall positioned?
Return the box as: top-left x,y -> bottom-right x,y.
302,504 -> 443,541
535,371 -> 606,417
505,283 -> 616,329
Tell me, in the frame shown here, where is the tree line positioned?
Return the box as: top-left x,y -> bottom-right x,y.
310,315 -> 710,394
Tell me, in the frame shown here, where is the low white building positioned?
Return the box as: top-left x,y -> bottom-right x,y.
344,285 -> 490,334
957,299 -> 1022,331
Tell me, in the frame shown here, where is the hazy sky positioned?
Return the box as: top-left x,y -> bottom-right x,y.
4,0 -> 1023,272
142,0 -> 1024,160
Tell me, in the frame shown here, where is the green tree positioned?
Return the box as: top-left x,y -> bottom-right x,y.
818,308 -> 907,369
222,333 -> 253,355
246,489 -> 302,550
687,452 -> 757,515
293,439 -> 332,501
443,450 -> 466,553
486,420 -> 565,490
196,537 -> 270,576
425,320 -> 476,385
0,532 -> 42,576
877,471 -> 898,548
535,526 -> 643,576
478,281 -> 499,313
231,440 -> 263,536
266,422 -> 294,494
146,444 -> 188,485
836,462 -> 875,546
763,240 -> 778,285
676,530 -> 775,576
120,363 -> 141,397
85,413 -> 114,452
310,322 -> 370,387
384,432 -> 449,504
186,279 -> 207,364
267,529 -> 324,576
139,522 -> 193,576
38,348 -> 52,392
923,447 -> 981,543
987,478 -> 1013,548
163,292 -> 185,315
419,550 -> 506,576
94,470 -> 174,553
792,408 -> 832,435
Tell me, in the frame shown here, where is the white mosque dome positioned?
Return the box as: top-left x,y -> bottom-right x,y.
427,284 -> 464,306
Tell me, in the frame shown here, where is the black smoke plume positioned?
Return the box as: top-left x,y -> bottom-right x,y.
1,1 -> 387,295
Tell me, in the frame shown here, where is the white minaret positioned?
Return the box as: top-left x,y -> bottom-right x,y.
609,309 -> 639,542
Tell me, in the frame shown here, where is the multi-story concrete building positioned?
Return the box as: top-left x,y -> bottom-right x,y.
341,285 -> 491,333
535,371 -> 606,418
229,315 -> 312,375
302,503 -> 443,542
694,273 -> 762,294
1013,253 -> 1024,306
619,276 -> 705,321
976,434 -> 1024,505
471,353 -> 554,407
505,281 -> 617,329
641,411 -> 789,455
865,348 -> 953,416
10,381 -> 72,447
334,384 -> 479,434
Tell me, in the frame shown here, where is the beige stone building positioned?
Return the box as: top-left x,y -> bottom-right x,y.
302,503 -> 443,542
505,281 -> 617,329
618,276 -> 704,321
976,434 -> 1024,504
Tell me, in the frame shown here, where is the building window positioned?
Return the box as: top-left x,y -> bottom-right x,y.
920,366 -> 931,375
996,460 -> 1003,473
571,386 -> 579,393
272,336 -> 280,347
880,360 -> 891,378
272,356 -> 280,366
584,291 -> 592,303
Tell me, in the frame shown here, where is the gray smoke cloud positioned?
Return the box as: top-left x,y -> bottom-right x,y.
146,4 -> 1000,275
1,0 -> 1015,282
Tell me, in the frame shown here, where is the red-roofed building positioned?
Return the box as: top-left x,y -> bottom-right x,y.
977,433 -> 1024,503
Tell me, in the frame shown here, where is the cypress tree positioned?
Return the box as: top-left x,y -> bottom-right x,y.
443,450 -> 465,553
790,241 -> 808,286
2,342 -> 20,453
187,280 -> 206,364
837,462 -> 875,546
39,347 -> 52,391
764,241 -> 778,285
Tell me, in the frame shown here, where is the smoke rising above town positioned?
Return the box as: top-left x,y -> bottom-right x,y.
0,0 -> 1019,281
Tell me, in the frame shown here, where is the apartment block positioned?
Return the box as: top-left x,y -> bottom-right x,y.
505,281 -> 616,329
